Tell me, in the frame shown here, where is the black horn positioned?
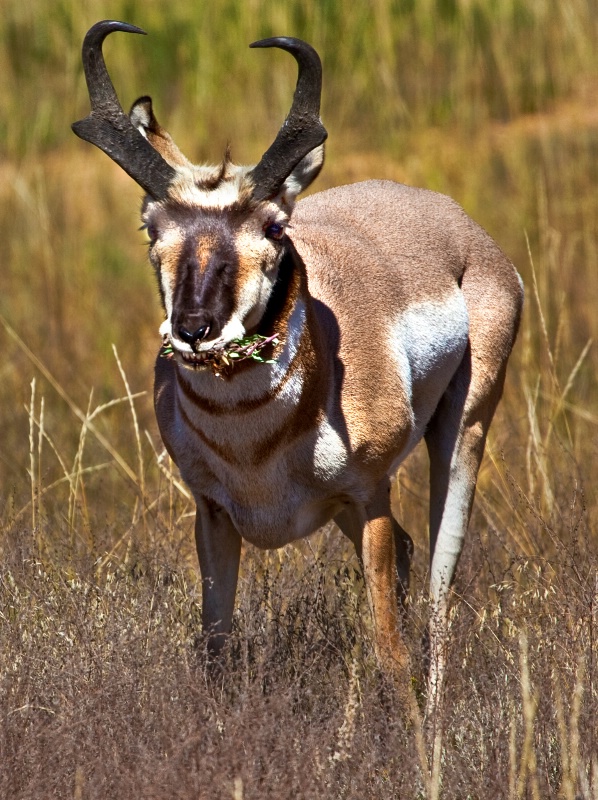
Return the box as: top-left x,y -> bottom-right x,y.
248,37 -> 328,202
72,20 -> 176,200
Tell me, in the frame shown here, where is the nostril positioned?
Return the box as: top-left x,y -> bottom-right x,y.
178,324 -> 211,344
194,324 -> 210,341
178,326 -> 195,345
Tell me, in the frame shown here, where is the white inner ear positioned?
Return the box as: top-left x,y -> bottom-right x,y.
277,144 -> 325,208
130,103 -> 151,137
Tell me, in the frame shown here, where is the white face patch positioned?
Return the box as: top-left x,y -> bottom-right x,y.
232,266 -> 278,334
159,318 -> 171,337
166,164 -> 253,209
195,315 -> 246,352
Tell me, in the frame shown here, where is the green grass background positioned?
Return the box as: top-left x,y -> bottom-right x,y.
1,2 -> 597,797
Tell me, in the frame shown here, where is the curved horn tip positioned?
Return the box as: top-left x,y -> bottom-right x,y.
83,19 -> 147,45
250,37 -> 312,52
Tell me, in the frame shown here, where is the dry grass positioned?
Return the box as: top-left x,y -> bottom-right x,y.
1,493 -> 596,798
1,0 -> 597,797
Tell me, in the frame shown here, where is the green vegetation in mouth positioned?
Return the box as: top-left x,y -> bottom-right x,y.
161,333 -> 280,377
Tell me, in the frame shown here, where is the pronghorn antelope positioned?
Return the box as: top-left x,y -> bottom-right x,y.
73,20 -> 523,702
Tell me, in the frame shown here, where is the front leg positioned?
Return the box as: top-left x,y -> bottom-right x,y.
194,498 -> 242,657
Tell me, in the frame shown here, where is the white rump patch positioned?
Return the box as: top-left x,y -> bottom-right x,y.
390,291 -> 469,453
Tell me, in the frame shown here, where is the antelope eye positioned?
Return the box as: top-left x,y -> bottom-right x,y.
145,223 -> 159,244
264,222 -> 285,241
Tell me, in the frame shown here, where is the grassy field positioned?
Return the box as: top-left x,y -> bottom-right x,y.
1,0 -> 597,797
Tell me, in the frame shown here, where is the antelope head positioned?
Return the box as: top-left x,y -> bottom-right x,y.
72,20 -> 327,367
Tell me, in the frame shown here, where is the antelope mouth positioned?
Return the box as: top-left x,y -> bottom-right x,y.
181,349 -> 222,368
160,333 -> 280,377
161,338 -> 227,372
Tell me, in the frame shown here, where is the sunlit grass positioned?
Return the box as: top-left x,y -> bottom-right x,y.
2,0 -> 598,158
1,1 -> 597,797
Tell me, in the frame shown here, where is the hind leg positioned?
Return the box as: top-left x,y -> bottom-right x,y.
336,487 -> 414,613
393,518 -> 414,612
424,244 -> 523,723
335,479 -> 413,688
424,344 -> 513,726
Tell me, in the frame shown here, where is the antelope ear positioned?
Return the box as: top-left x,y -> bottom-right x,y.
130,96 -> 192,170
277,144 -> 325,207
